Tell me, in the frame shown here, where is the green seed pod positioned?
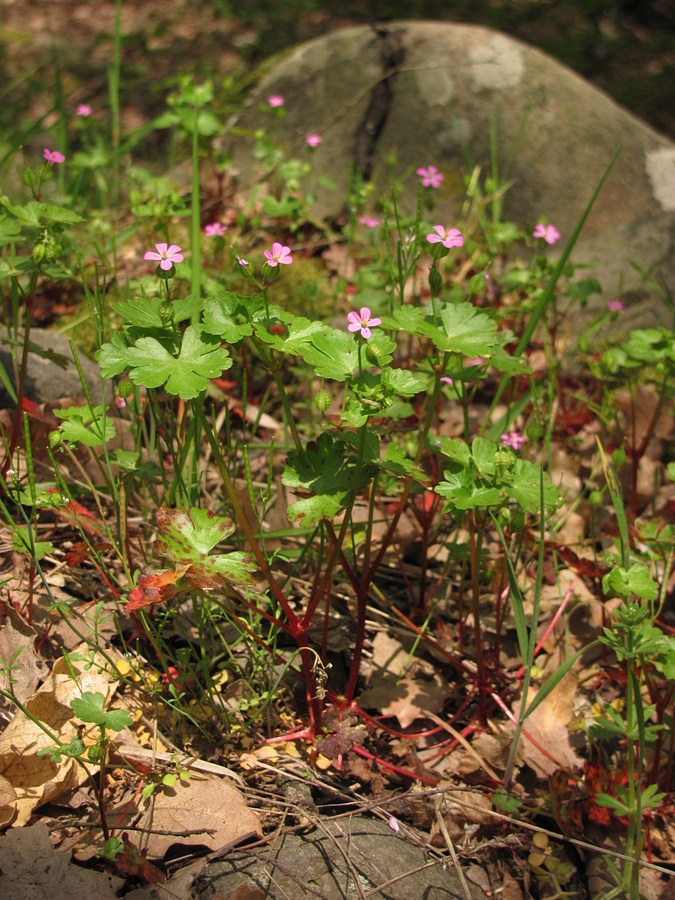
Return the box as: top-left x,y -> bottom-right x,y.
314,389 -> 331,413
428,264 -> 442,294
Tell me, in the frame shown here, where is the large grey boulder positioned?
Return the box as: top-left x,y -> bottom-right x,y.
226,22 -> 675,326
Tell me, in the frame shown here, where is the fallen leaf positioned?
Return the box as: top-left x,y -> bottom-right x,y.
518,671 -> 584,777
0,604 -> 47,703
0,822 -> 123,898
0,648 -> 118,825
0,775 -> 17,827
135,775 -> 261,859
358,670 -> 451,729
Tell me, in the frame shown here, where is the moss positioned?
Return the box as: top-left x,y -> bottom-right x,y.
265,255 -> 335,319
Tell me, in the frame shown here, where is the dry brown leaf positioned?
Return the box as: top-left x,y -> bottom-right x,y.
518,671 -> 584,777
363,631 -> 412,681
0,648 -> 118,825
358,670 -> 451,729
0,822 -> 123,898
0,605 -> 47,703
0,774 -> 17,827
135,775 -> 261,859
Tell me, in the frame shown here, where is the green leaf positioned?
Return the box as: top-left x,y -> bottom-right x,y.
11,526 -> 53,561
381,367 -> 425,397
123,326 -> 232,398
3,199 -> 84,227
438,437 -> 471,467
381,443 -> 428,483
37,736 -> 86,762
507,459 -> 561,513
287,493 -> 347,525
201,293 -> 255,342
437,302 -> 499,357
111,296 -> 165,328
0,214 -> 22,245
435,469 -> 502,509
97,332 -> 132,378
365,330 -> 396,368
304,329 -> 359,381
255,314 -> 324,354
282,433 -> 373,524
602,563 -> 659,601
52,405 -> 116,448
70,691 -> 132,731
472,436 -> 497,477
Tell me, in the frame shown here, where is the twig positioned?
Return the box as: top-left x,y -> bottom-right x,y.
434,805 -> 473,900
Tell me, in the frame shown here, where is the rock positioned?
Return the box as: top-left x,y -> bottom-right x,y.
194,815 -> 482,899
0,329 -> 108,409
226,22 -> 675,328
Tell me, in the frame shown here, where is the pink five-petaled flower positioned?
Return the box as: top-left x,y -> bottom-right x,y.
43,148 -> 65,164
533,223 -> 561,245
305,133 -> 323,148
357,215 -> 380,228
607,299 -> 624,312
267,95 -> 285,108
204,222 -> 227,237
347,307 -> 381,340
144,242 -> 184,271
76,104 -> 92,117
264,242 -> 293,267
501,431 -> 526,450
426,225 -> 464,249
416,165 -> 444,188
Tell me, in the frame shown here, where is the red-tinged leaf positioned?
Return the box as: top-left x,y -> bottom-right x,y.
21,397 -> 57,424
64,540 -> 112,566
554,545 -> 608,578
126,566 -> 189,611
153,506 -> 256,591
115,833 -> 166,884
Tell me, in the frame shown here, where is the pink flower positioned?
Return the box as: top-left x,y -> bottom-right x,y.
143,242 -> 184,271
426,225 -> 464,249
347,306 -> 381,340
607,299 -> 624,312
114,396 -> 127,409
440,376 -> 454,385
357,215 -> 380,228
236,256 -> 250,269
387,816 -> 400,834
43,148 -> 65,164
501,431 -> 526,450
204,222 -> 227,237
76,104 -> 92,117
267,95 -> 285,108
264,242 -> 293,267
416,165 -> 444,189
305,133 -> 323,148
533,223 -> 560,245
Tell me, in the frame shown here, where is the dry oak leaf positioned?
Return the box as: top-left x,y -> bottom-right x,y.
0,648 -> 118,826
358,670 -> 451,729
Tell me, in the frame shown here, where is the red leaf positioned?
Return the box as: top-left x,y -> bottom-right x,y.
115,832 -> 165,884
64,540 -> 112,566
126,566 -> 189,611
